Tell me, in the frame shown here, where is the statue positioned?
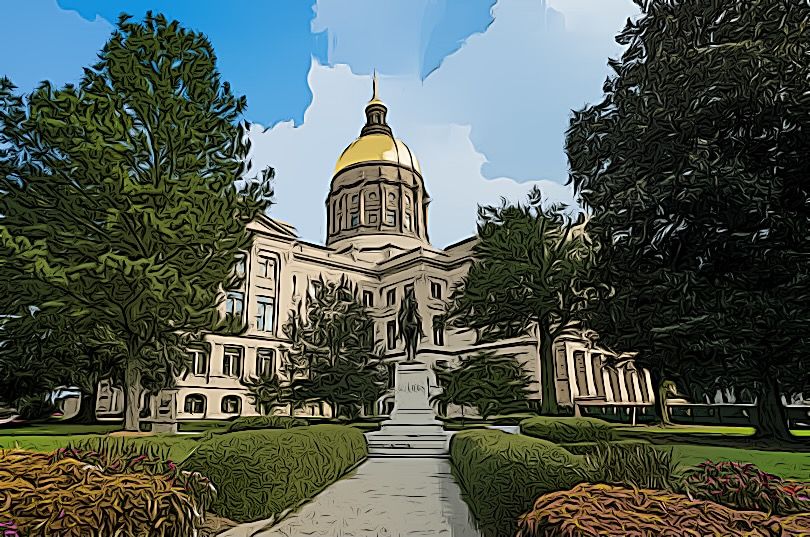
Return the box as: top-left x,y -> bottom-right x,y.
397,286 -> 424,363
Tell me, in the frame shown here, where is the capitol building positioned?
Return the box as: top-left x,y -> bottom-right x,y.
98,81 -> 654,422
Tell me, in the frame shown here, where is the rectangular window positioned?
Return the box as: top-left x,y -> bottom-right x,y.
430,281 -> 442,300
234,254 -> 247,278
223,346 -> 243,378
387,320 -> 397,350
188,348 -> 209,376
363,290 -> 374,307
386,288 -> 396,306
404,283 -> 414,297
226,291 -> 244,317
385,210 -> 397,226
257,254 -> 275,279
350,212 -> 359,227
368,213 -> 378,224
433,316 -> 445,346
257,348 -> 276,377
255,295 -> 274,332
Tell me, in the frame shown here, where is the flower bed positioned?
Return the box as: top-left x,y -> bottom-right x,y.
515,483 -> 807,537
0,450 -> 202,537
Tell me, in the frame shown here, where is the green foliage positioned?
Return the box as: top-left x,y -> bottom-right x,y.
433,352 -> 533,419
282,276 -> 388,418
520,416 -> 616,444
12,393 -> 57,421
0,12 -> 273,431
450,430 -> 584,537
181,425 -> 367,522
567,0 -> 810,438
678,461 -> 810,515
574,441 -> 677,490
558,439 -> 649,455
448,189 -> 594,415
70,434 -> 199,464
224,415 -> 307,433
242,373 -> 290,415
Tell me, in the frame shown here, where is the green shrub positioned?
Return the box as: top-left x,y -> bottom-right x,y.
574,441 -> 677,490
450,430 -> 584,537
70,434 -> 199,463
558,439 -> 649,456
182,425 -> 366,522
678,461 -> 810,515
225,415 -> 307,433
520,416 -> 616,443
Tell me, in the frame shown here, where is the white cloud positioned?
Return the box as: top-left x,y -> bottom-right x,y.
248,61 -> 575,247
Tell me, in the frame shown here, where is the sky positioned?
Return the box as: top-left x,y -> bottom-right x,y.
1,0 -> 640,247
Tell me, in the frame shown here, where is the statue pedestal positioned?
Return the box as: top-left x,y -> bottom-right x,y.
366,361 -> 451,457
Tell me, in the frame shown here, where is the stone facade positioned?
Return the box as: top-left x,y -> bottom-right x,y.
97,80 -> 652,422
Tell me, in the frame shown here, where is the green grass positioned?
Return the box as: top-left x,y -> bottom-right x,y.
665,444 -> 810,481
0,434 -> 106,452
617,424 -> 756,436
0,423 -> 121,436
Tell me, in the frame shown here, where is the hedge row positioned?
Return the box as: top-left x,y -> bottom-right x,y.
181,424 -> 367,522
519,416 -> 616,443
450,430 -> 584,537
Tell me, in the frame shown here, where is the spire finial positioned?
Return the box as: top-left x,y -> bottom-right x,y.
371,69 -> 380,103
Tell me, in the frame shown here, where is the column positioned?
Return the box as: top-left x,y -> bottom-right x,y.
584,349 -> 597,396
565,343 -> 579,401
603,368 -> 615,402
631,369 -> 643,402
617,365 -> 629,402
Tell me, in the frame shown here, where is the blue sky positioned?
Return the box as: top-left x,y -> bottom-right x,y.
1,0 -> 639,246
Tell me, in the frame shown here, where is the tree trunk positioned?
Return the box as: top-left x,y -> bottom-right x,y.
123,362 -> 142,432
69,382 -> 99,424
649,367 -> 672,426
538,326 -> 559,415
754,376 -> 793,442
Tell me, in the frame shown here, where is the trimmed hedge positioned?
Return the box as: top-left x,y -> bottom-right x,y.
224,415 -> 307,433
450,430 -> 584,537
520,416 -> 616,443
181,425 -> 366,522
558,439 -> 649,456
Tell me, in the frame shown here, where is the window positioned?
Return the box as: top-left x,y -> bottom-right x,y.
221,395 -> 241,414
184,394 -> 206,415
386,288 -> 396,306
256,348 -> 276,377
362,290 -> 374,307
223,346 -> 243,378
430,281 -> 442,300
387,320 -> 397,350
368,212 -> 378,224
404,212 -> 412,231
225,291 -> 244,317
257,254 -> 275,279
385,210 -> 397,226
404,194 -> 411,208
404,283 -> 414,297
188,348 -> 209,376
351,193 -> 360,204
255,295 -> 274,332
388,192 -> 396,203
433,316 -> 445,346
234,254 -> 246,278
368,191 -> 378,201
350,212 -> 359,227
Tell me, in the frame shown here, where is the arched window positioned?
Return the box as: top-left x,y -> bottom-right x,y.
367,191 -> 378,201
184,394 -> 206,415
221,395 -> 242,414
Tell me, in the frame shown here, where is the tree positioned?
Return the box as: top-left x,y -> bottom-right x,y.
0,13 -> 273,431
397,286 -> 424,363
243,373 -> 288,416
448,188 -> 593,415
567,0 -> 810,440
282,277 -> 388,419
433,352 -> 533,420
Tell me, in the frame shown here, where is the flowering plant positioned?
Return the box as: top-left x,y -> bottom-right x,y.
0,521 -> 20,537
679,461 -> 810,515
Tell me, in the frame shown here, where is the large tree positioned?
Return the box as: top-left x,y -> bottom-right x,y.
0,13 -> 272,431
448,188 -> 593,415
433,352 -> 533,420
567,0 -> 810,440
282,277 -> 388,419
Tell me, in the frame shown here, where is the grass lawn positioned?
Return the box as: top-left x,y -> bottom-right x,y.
616,424 -> 756,436
666,444 -> 810,481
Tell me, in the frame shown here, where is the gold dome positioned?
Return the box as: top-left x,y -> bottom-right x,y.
333,134 -> 421,176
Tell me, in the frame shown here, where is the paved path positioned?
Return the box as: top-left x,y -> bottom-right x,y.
220,457 -> 482,537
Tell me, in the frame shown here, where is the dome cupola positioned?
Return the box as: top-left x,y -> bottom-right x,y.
326,73 -> 430,249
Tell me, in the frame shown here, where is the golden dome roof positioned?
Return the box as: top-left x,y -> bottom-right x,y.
333,134 -> 421,176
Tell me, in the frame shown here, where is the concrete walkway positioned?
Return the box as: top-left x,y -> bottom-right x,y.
219,457 -> 482,537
